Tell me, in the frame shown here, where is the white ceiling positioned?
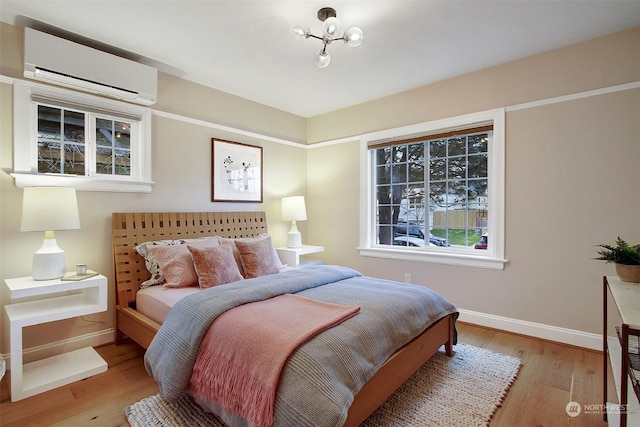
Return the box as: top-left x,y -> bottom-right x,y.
1,1 -> 639,118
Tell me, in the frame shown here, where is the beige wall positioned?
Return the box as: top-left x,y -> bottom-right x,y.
306,28 -> 640,336
0,22 -> 307,355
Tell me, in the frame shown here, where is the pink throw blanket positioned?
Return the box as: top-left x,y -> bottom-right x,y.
188,294 -> 360,427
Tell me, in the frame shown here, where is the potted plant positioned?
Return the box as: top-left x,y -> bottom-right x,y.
595,237 -> 640,283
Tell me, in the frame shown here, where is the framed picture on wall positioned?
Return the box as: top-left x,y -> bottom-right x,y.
211,138 -> 263,202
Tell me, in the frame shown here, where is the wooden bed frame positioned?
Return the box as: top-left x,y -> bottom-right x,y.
112,211 -> 456,426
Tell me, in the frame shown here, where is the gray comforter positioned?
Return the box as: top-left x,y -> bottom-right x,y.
144,265 -> 458,427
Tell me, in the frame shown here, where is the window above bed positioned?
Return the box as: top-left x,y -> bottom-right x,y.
11,80 -> 154,192
359,109 -> 507,270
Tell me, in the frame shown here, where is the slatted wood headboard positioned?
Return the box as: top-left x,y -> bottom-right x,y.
112,211 -> 267,310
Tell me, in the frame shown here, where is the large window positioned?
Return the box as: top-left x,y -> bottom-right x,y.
360,109 -> 506,269
12,80 -> 153,192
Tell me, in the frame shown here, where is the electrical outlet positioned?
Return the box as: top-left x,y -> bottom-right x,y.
404,273 -> 411,283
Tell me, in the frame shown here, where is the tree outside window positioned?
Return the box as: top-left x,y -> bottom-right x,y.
374,131 -> 489,250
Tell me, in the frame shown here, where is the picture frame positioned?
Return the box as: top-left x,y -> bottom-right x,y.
211,138 -> 263,202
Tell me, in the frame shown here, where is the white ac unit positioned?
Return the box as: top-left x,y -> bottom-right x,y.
23,28 -> 157,106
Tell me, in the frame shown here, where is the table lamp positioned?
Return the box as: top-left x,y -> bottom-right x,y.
20,187 -> 80,280
281,196 -> 307,248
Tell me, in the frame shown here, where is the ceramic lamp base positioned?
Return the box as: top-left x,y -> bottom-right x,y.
32,237 -> 66,280
287,222 -> 302,248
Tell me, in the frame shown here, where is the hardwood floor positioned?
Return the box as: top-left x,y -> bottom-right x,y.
0,342 -> 157,426
456,322 -> 610,427
0,323 -> 611,426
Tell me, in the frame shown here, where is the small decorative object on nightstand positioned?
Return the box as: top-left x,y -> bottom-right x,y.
276,245 -> 324,267
3,273 -> 108,401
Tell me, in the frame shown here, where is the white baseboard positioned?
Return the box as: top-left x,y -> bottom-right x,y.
457,309 -> 601,351
2,328 -> 114,370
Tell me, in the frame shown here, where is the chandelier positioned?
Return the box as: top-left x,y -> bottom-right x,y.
291,7 -> 364,68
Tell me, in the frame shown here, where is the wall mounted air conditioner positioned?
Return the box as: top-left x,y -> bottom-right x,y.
24,28 -> 157,105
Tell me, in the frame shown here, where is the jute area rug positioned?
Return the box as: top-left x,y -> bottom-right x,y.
125,343 -> 521,427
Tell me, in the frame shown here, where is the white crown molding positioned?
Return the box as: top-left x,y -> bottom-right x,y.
309,80 -> 640,147
505,81 -> 640,112
3,73 -> 637,150
151,109 -> 305,148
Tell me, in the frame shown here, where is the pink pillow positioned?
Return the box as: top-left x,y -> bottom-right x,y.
148,238 -> 219,288
235,235 -> 281,279
219,233 -> 283,278
136,236 -> 215,288
219,238 -> 246,276
188,244 -> 243,288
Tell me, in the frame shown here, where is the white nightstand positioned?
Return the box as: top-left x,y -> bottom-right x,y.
276,245 -> 324,267
3,273 -> 108,401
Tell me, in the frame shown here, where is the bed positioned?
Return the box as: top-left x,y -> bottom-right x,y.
112,211 -> 458,427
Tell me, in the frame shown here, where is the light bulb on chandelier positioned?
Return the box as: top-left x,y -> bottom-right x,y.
315,49 -> 331,68
322,16 -> 342,38
291,7 -> 364,68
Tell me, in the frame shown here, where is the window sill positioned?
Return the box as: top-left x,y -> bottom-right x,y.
358,246 -> 508,270
11,173 -> 154,193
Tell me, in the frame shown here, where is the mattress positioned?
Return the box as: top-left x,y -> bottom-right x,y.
136,266 -> 296,324
136,286 -> 201,324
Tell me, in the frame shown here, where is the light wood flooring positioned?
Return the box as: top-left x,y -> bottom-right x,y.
0,322 -> 613,426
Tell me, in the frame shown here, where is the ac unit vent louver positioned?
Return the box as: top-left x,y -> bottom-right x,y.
24,28 -> 157,105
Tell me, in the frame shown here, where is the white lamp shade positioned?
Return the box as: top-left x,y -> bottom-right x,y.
281,196 -> 307,221
21,187 -> 81,232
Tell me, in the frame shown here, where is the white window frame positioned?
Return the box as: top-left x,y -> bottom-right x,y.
359,108 -> 507,270
11,80 -> 154,192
